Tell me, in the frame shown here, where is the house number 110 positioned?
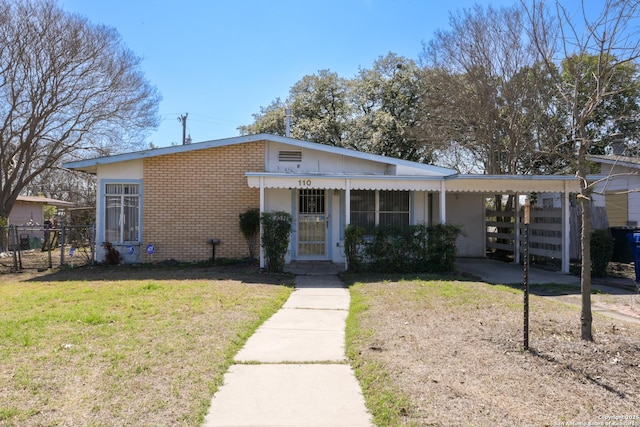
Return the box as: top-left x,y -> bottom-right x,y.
298,179 -> 311,186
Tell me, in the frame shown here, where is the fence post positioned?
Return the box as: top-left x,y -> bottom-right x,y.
60,225 -> 66,266
91,223 -> 96,266
10,225 -> 20,272
46,228 -> 52,269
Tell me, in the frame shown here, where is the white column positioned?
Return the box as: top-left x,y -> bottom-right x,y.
344,179 -> 351,271
562,182 -> 570,273
514,194 -> 521,265
439,181 -> 446,223
259,177 -> 265,270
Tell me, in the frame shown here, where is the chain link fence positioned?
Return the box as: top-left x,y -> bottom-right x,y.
0,224 -> 95,273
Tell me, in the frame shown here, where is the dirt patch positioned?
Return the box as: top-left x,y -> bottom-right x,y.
348,277 -> 640,426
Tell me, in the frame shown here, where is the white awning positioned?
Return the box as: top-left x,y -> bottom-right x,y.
246,172 -> 581,193
245,173 -> 445,191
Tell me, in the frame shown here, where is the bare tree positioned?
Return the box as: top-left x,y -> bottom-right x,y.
0,0 -> 160,221
422,4 -> 551,175
524,0 -> 640,341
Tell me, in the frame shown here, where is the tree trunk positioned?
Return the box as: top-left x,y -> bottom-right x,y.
579,191 -> 593,341
578,123 -> 593,342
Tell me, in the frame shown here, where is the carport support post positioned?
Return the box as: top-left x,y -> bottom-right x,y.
562,182 -> 570,273
259,177 -> 265,270
523,197 -> 531,351
439,181 -> 446,223
345,180 -> 351,271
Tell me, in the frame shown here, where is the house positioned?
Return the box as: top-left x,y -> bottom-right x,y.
9,195 -> 74,226
589,154 -> 640,228
63,134 -> 581,271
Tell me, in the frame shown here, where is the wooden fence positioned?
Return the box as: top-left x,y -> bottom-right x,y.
486,206 -> 608,261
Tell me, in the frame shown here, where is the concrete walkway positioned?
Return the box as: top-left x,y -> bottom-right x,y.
202,274 -> 372,427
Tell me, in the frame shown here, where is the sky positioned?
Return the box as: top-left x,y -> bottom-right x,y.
56,0 -> 574,148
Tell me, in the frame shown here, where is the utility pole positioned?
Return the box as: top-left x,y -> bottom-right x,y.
178,113 -> 188,145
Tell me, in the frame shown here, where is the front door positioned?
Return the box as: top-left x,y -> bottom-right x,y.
298,189 -> 327,259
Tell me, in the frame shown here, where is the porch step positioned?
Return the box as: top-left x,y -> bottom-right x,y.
284,261 -> 345,276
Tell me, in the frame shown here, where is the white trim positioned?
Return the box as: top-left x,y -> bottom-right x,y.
439,181 -> 446,223
562,182 -> 570,273
514,194 -> 521,265
65,133 -> 458,176
259,177 -> 265,270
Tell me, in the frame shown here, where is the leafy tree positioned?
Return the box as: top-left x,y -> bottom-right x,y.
351,53 -> 433,162
238,98 -> 287,136
524,0 -> 640,341
289,70 -> 352,147
561,54 -> 640,155
0,0 -> 160,222
240,54 -> 438,163
239,71 -> 352,147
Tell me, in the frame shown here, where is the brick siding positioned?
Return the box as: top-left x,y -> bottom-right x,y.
141,141 -> 264,263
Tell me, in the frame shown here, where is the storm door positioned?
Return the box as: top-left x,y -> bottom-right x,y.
297,189 -> 327,259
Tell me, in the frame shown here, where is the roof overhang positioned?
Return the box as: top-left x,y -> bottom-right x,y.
246,173 -> 446,191
588,154 -> 640,170
448,175 -> 582,193
16,196 -> 74,207
246,172 -> 582,193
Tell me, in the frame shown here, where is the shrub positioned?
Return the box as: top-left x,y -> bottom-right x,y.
260,211 -> 292,273
591,228 -> 613,277
426,223 -> 463,273
344,224 -> 366,272
344,223 -> 462,274
239,208 -> 260,259
102,241 -> 121,265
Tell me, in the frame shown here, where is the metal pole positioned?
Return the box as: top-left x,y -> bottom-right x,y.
523,197 -> 531,351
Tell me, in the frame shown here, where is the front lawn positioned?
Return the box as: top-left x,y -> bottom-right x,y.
345,274 -> 640,426
0,267 -> 292,426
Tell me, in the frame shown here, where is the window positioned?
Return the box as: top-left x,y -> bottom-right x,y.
379,191 -> 410,227
350,190 -> 409,230
350,190 -> 375,229
104,183 -> 140,243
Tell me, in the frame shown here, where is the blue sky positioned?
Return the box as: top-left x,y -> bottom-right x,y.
57,0 -> 563,147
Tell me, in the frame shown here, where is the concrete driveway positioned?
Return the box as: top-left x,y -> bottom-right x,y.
456,257 -> 640,324
455,257 -> 581,285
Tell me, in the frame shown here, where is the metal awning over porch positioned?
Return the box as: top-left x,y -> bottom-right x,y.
246,172 -> 581,193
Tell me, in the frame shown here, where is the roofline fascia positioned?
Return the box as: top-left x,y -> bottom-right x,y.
62,133 -> 459,176
244,172 -> 450,181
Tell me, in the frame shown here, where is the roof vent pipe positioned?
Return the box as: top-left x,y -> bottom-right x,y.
285,108 -> 291,138
611,138 -> 626,155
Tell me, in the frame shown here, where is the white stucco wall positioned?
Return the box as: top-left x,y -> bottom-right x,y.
446,193 -> 485,257
265,141 -> 388,175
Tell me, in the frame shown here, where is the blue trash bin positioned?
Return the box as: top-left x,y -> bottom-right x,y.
627,232 -> 640,282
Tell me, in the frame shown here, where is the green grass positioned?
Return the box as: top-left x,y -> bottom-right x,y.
345,280 -> 418,427
0,270 -> 292,426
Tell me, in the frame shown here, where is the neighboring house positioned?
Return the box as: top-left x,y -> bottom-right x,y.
589,154 -> 640,228
63,134 -> 581,271
9,195 -> 74,226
